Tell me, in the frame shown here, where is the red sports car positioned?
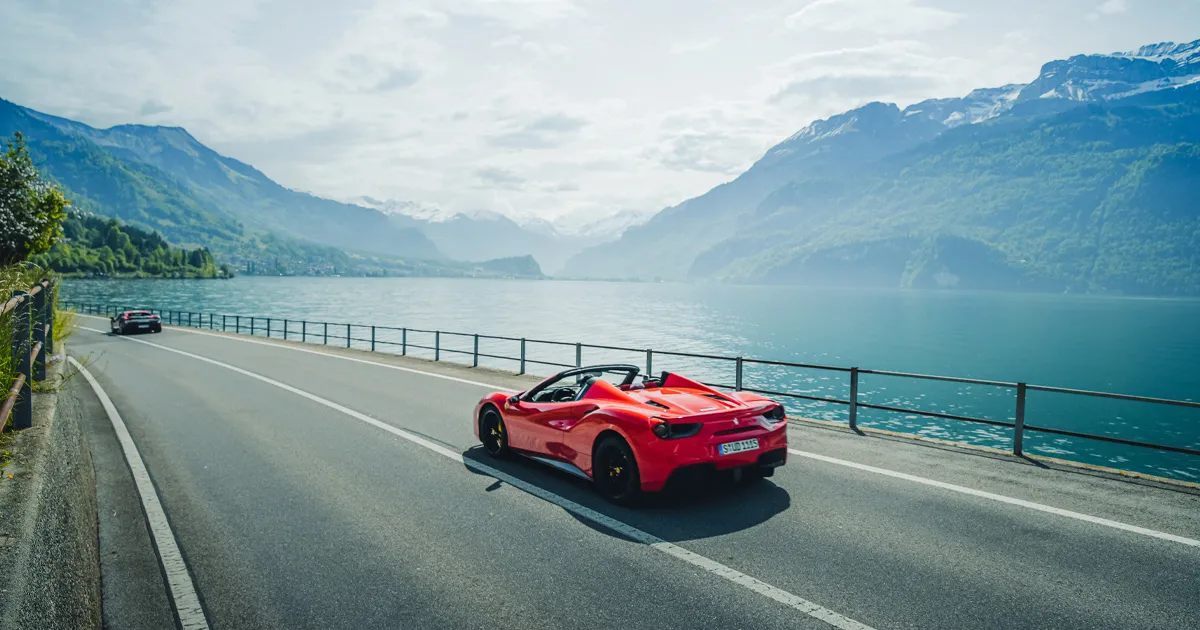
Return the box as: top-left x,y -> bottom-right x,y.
474,364 -> 788,504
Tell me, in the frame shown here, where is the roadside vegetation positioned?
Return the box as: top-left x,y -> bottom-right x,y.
29,214 -> 234,278
1,132 -> 77,436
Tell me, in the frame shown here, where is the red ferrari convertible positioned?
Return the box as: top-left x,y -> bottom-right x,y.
474,364 -> 788,504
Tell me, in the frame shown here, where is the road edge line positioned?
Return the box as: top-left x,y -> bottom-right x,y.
67,356 -> 212,630
789,449 -> 1200,548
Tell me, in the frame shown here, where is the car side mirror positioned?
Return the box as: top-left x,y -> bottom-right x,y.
508,394 -> 521,406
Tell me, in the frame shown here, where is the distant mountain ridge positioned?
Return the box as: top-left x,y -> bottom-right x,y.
350,195 -> 650,273
0,99 -> 550,278
562,38 -> 1200,294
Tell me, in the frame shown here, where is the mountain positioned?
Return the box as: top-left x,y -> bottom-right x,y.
45,121 -> 442,260
562,38 -> 1200,294
693,87 -> 1200,294
561,100 -> 956,279
352,196 -> 633,274
350,196 -> 457,222
1017,40 -> 1199,103
1,99 -> 442,263
0,98 -> 549,278
397,212 -> 597,275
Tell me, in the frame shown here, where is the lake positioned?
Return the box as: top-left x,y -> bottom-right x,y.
60,277 -> 1200,481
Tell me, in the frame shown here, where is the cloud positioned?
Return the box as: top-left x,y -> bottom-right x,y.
645,104 -> 779,174
475,166 -> 526,189
669,38 -> 721,55
371,68 -> 423,92
1087,0 -> 1127,19
441,0 -> 581,29
492,35 -> 568,56
765,41 -> 970,108
545,181 -> 580,192
785,0 -> 962,35
138,99 -> 172,116
487,113 -> 587,148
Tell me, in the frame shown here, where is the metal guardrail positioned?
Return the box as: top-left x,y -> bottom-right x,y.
3,280 -> 54,430
64,301 -> 1200,461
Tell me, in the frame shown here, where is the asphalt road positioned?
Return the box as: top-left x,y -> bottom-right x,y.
67,317 -> 1200,630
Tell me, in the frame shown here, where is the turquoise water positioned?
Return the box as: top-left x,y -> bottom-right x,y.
61,277 -> 1200,481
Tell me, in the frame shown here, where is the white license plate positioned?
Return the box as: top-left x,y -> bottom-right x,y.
718,438 -> 759,456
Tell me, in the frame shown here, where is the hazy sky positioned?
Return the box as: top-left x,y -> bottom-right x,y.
2,0 -> 1197,223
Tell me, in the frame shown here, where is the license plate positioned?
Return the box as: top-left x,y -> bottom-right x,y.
718,438 -> 759,456
137,324 -> 149,328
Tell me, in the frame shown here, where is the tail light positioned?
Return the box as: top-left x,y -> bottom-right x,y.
122,314 -> 131,320
757,404 -> 788,430
651,418 -> 703,439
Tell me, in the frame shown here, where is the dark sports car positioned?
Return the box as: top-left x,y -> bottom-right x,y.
110,310 -> 162,334
474,364 -> 788,504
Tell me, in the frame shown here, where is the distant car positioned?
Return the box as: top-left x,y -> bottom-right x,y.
474,364 -> 788,504
110,310 -> 162,334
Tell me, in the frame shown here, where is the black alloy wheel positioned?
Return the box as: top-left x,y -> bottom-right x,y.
592,435 -> 641,505
481,408 -> 508,458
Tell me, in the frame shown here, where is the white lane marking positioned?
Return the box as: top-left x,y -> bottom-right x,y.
77,314 -> 503,390
79,321 -> 1200,550
68,356 -> 211,630
79,326 -> 873,630
789,449 -> 1200,548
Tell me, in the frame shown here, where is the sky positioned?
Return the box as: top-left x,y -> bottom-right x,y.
1,0 -> 1197,225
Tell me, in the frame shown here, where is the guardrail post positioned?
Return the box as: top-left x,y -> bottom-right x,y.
402,328 -> 407,355
735,357 -> 743,391
371,326 -> 376,352
43,282 -> 54,358
849,367 -> 860,430
302,320 -> 307,343
31,287 -> 47,381
250,317 -> 256,336
519,338 -> 526,374
283,319 -> 288,340
1013,382 -> 1027,456
9,291 -> 32,429
266,318 -> 271,338
646,349 -> 653,376
473,334 -> 479,367
323,322 -> 328,345
575,343 -> 582,368
235,315 -> 241,334
435,331 -> 441,361
222,315 -> 227,331
346,324 -> 351,348
188,312 -> 193,327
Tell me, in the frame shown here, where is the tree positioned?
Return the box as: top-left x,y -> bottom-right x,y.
0,132 -> 69,264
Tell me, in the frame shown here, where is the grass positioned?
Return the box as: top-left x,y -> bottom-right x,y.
1,264 -> 72,429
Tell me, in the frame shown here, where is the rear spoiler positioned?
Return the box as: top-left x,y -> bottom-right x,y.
659,372 -> 740,405
660,404 -> 776,424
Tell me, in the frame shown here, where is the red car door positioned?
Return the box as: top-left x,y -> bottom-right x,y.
507,400 -> 595,457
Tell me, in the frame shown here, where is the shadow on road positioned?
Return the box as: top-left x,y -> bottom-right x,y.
461,447 -> 790,543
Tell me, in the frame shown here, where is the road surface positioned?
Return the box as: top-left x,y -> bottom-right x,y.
65,316 -> 1200,629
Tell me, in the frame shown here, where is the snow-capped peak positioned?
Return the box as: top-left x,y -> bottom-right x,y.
348,196 -> 458,222
1113,39 -> 1200,66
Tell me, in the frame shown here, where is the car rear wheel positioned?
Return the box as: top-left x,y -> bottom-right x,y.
480,408 -> 509,458
592,435 -> 641,505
